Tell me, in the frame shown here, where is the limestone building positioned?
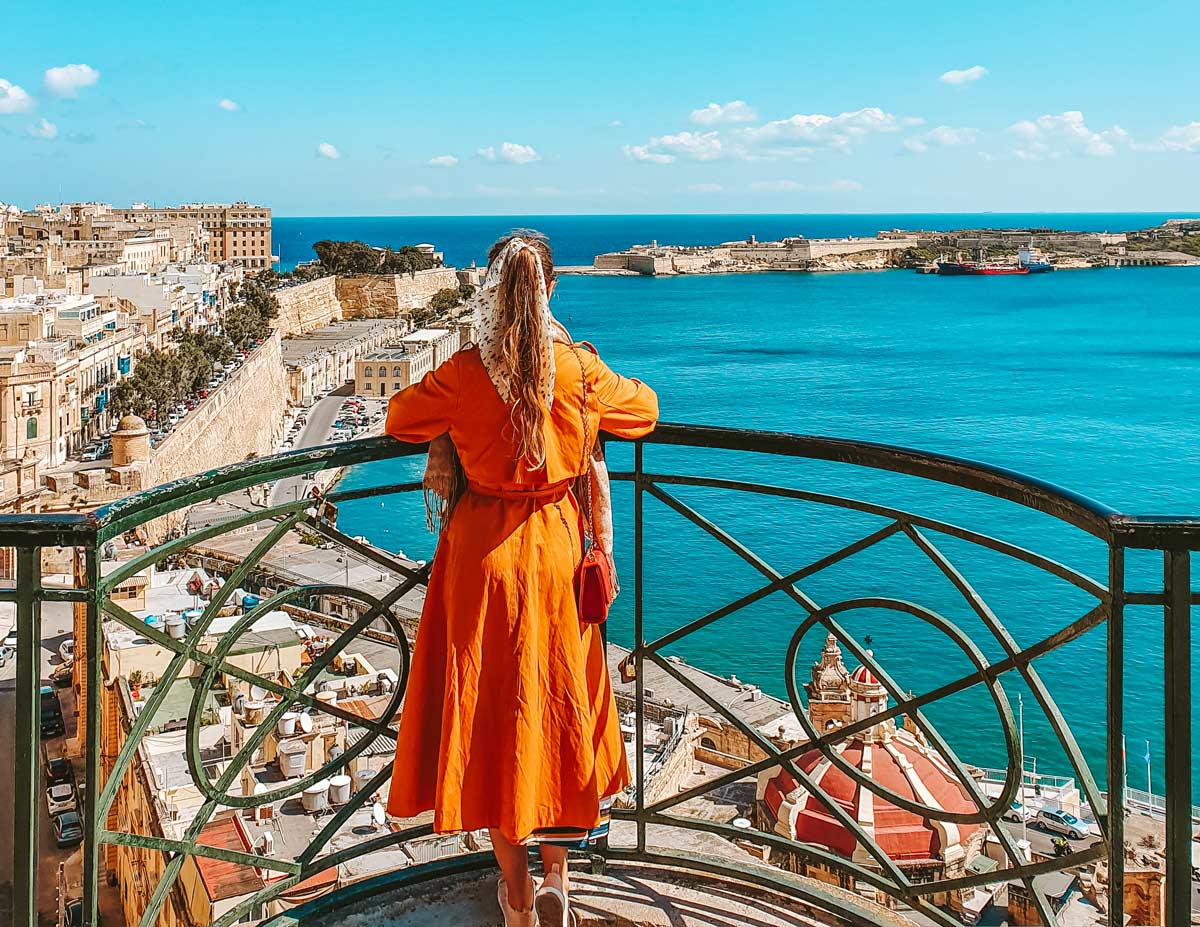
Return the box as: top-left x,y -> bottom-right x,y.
113,202 -> 274,271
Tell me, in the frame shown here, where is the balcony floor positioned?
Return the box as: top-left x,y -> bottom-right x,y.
309,861 -> 905,927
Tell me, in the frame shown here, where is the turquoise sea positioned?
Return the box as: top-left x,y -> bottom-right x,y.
276,215 -> 1200,799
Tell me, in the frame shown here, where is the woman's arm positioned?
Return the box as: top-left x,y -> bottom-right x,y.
588,353 -> 659,438
385,354 -> 462,443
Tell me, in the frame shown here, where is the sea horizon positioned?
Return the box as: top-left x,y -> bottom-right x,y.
273,212 -> 1193,270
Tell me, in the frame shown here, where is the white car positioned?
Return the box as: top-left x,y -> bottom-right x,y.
46,782 -> 77,816
59,639 -> 74,664
3,627 -> 16,649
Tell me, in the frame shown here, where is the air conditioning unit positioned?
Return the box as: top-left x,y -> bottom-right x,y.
256,832 -> 274,856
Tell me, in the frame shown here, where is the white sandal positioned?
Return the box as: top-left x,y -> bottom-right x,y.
498,875 -> 535,927
534,864 -> 572,927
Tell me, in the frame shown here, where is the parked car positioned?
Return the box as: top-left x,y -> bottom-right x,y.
52,810 -> 84,848
40,685 -> 65,738
3,626 -> 17,648
81,445 -> 104,462
64,898 -> 84,927
46,781 -> 77,816
1001,801 -> 1033,824
59,638 -> 75,664
1035,808 -> 1090,839
0,644 -> 10,667
44,754 -> 74,788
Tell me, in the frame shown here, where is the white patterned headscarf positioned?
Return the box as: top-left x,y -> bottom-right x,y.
471,237 -> 556,410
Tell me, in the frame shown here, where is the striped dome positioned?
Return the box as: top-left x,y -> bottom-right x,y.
761,734 -> 979,863
849,664 -> 878,686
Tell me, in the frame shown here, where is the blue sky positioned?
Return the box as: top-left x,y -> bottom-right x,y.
2,1 -> 1198,216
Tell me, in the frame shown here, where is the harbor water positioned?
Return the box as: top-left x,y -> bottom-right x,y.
277,215 -> 1200,797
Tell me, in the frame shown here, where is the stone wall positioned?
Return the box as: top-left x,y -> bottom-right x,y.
272,276 -> 342,336
149,331 -> 289,491
336,268 -> 460,318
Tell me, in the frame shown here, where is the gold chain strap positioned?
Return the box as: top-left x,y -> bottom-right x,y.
556,341 -> 593,568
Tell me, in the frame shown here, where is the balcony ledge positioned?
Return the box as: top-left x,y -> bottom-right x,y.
266,851 -> 912,927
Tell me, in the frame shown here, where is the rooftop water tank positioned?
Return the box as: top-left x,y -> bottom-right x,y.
277,712 -> 300,736
328,775 -> 351,805
354,768 -> 377,793
243,700 -> 264,725
165,615 -> 186,640
242,594 -> 261,610
277,739 -> 307,778
301,779 -> 330,813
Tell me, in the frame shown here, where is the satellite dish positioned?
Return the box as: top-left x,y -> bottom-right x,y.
371,803 -> 386,827
298,713 -> 313,733
249,685 -> 267,701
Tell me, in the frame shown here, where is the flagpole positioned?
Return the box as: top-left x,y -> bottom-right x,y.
1018,693 -> 1027,846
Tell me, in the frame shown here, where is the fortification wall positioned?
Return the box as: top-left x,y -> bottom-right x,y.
149,331 -> 288,489
336,268 -> 460,317
272,276 -> 341,335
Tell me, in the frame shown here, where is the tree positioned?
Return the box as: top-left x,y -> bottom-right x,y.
310,239 -> 440,276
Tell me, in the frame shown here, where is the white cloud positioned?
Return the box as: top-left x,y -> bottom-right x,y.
624,144 -> 675,164
317,142 -> 340,159
609,119 -> 623,127
690,100 -> 758,125
44,64 -> 100,98
478,142 -> 540,164
629,106 -> 899,164
903,125 -> 979,153
217,98 -> 240,112
939,65 -> 988,86
0,79 -> 34,114
687,183 -> 723,193
29,118 -> 58,140
427,154 -> 459,168
1137,122 -> 1200,153
732,107 -> 899,158
1008,111 -> 1128,159
750,179 -> 862,193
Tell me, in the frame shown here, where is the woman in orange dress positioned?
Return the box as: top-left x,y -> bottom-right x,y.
384,232 -> 658,926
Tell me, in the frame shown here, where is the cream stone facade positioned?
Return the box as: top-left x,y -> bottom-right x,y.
281,319 -> 409,405
114,202 -> 274,271
272,275 -> 342,336
354,328 -> 460,397
335,268 -> 460,318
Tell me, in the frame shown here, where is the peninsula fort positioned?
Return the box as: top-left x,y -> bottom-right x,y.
570,218 -> 1200,275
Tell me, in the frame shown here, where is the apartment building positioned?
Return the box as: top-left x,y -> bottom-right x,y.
113,202 -> 274,271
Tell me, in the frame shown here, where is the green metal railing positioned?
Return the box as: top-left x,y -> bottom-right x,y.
0,424 -> 1196,927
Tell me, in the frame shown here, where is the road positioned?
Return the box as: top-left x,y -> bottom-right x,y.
268,391 -> 350,507
0,600 -> 79,925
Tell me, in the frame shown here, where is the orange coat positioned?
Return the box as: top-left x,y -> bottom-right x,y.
384,342 -> 658,842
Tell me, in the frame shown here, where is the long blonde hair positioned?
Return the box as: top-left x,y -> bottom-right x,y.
487,233 -> 557,468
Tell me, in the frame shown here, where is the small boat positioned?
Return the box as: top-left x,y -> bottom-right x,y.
1018,245 -> 1055,273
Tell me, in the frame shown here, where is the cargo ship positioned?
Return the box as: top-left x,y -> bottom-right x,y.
935,258 -> 1030,276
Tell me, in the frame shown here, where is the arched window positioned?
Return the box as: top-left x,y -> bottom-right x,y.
26,417 -> 37,439
392,366 -> 402,377
378,366 -> 387,377
363,367 -> 372,377
700,736 -> 717,751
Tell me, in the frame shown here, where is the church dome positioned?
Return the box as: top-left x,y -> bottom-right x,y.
761,735 -> 979,863
849,664 -> 879,686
